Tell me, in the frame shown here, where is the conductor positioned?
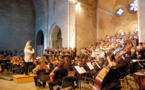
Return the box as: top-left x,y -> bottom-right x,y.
24,40 -> 35,75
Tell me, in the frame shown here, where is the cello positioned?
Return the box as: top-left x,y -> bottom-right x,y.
91,54 -> 117,90
92,67 -> 109,90
92,44 -> 125,90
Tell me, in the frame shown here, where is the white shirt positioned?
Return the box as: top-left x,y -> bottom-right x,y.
99,51 -> 105,58
24,41 -> 35,62
91,51 -> 96,58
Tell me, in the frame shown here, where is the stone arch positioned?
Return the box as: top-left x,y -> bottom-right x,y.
127,21 -> 138,34
49,24 -> 62,49
36,30 -> 44,56
113,5 -> 124,12
98,0 -> 117,13
115,27 -> 125,33
113,5 -> 125,17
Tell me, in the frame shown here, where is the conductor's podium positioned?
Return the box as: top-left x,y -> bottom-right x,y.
13,74 -> 36,83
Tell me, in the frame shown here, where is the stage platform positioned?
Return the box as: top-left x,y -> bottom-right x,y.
13,74 -> 36,83
0,71 -> 36,83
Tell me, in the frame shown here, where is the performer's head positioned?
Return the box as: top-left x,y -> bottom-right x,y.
40,57 -> 46,66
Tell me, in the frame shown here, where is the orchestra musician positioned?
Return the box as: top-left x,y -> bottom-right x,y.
101,54 -> 126,90
0,56 -> 4,72
49,62 -> 68,90
130,50 -> 144,74
0,55 -> 11,72
19,56 -> 25,74
11,56 -> 20,73
32,57 -> 49,87
70,57 -> 82,89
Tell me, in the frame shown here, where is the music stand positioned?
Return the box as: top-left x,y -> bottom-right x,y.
85,62 -> 96,84
73,65 -> 86,75
73,65 -> 86,90
86,62 -> 94,71
47,64 -> 50,69
94,61 -> 101,69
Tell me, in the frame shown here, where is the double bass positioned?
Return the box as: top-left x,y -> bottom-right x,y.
92,67 -> 109,90
92,44 -> 125,90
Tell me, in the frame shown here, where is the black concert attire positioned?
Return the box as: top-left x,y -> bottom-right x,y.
34,69 -> 46,87
24,62 -> 30,75
138,49 -> 145,58
1,59 -> 5,71
29,62 -> 36,73
4,58 -> 11,71
0,59 -> 5,72
130,53 -> 143,74
63,61 -> 70,72
24,41 -> 35,75
49,66 -> 68,90
101,59 -> 126,90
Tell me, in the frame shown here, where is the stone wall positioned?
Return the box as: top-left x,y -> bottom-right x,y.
97,9 -> 114,40
76,0 -> 97,53
32,0 -> 48,50
114,0 -> 138,34
0,0 -> 35,51
138,0 -> 145,42
48,0 -> 68,48
97,0 -> 115,40
97,0 -> 138,40
0,0 -> 139,53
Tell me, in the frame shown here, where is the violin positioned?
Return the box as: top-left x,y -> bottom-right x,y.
48,67 -> 58,83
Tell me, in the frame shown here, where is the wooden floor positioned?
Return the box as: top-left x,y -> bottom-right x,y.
0,75 -> 138,90
0,72 -> 13,81
0,71 -> 139,90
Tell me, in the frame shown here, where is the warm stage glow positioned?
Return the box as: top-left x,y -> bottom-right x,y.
69,0 -> 81,49
69,0 -> 77,3
75,3 -> 81,11
70,32 -> 75,49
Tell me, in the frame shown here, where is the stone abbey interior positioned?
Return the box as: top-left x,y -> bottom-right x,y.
0,0 -> 145,90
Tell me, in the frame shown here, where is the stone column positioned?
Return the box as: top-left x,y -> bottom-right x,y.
68,1 -> 76,49
138,0 -> 145,43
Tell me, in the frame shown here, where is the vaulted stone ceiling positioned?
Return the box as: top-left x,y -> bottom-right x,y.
98,0 -> 117,13
31,0 -> 48,36
32,0 -> 45,18
31,0 -> 117,15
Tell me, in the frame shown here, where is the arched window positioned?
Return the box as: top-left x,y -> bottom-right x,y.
121,32 -> 125,36
126,0 -> 138,14
115,8 -> 124,17
135,28 -> 138,34
130,0 -> 138,11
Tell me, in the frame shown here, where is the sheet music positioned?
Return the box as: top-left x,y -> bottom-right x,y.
95,62 -> 101,68
47,65 -> 50,69
80,67 -> 86,73
87,62 -> 94,70
132,59 -> 138,62
74,66 -> 84,74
